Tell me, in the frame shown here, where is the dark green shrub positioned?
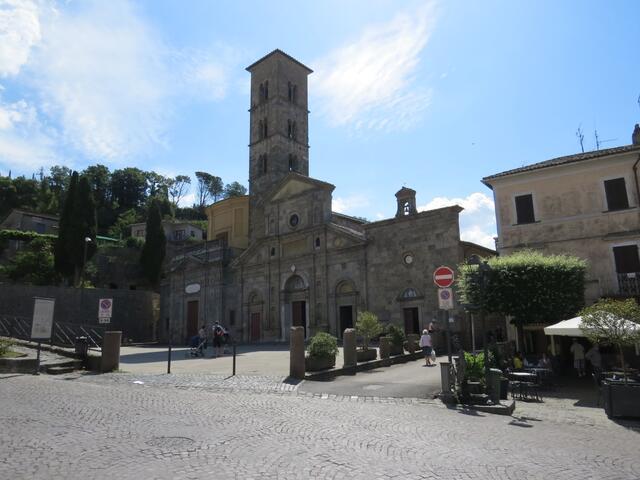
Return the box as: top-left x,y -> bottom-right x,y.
307,332 -> 338,360
463,351 -> 494,382
386,324 -> 406,348
0,338 -> 15,357
125,236 -> 144,249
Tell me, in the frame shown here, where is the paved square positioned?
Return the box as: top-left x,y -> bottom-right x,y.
1,372 -> 639,479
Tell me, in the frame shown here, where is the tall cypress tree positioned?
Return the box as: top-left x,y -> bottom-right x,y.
72,175 -> 97,286
54,171 -> 78,283
140,198 -> 166,288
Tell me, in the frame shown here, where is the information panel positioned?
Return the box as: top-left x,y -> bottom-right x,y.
31,297 -> 55,340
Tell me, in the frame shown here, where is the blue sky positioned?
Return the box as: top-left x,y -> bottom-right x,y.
1,0 -> 639,248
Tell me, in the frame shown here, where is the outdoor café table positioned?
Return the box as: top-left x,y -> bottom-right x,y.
524,367 -> 552,385
508,372 -> 541,400
509,372 -> 537,381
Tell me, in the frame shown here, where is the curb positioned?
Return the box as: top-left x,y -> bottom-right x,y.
305,350 -> 424,380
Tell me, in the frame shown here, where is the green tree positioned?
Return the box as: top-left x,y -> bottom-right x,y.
108,208 -> 142,239
0,176 -> 18,217
458,250 -> 587,344
71,175 -> 97,286
83,164 -> 114,233
140,199 -> 166,287
580,299 -> 640,383
195,171 -> 224,207
356,311 -> 383,351
48,165 -> 72,207
168,175 -> 191,207
111,167 -> 147,210
224,181 -> 247,198
3,237 -> 59,285
54,172 -> 79,282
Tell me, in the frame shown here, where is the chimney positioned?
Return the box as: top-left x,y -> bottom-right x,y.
633,124 -> 640,146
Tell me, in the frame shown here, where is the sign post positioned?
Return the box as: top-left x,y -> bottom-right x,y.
434,266 -> 455,363
31,297 -> 55,375
98,298 -> 113,324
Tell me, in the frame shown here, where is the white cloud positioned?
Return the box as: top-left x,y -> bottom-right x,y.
0,95 -> 59,170
178,192 -> 196,208
0,0 -> 41,77
0,0 -> 238,166
332,194 -> 370,214
419,192 -> 496,249
312,2 -> 436,132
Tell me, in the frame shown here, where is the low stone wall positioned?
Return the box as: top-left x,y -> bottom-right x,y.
0,284 -> 160,342
0,357 -> 37,374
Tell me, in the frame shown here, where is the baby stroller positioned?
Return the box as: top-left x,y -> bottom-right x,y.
189,335 -> 206,357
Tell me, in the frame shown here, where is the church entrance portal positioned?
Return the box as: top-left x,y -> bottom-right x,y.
339,306 -> 353,336
403,307 -> 419,335
291,301 -> 306,338
250,312 -> 261,342
187,300 -> 199,341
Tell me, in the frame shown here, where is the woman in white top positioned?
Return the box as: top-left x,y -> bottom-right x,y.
419,329 -> 433,366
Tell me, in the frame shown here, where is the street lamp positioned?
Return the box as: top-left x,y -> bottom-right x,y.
81,237 -> 92,287
467,254 -> 492,393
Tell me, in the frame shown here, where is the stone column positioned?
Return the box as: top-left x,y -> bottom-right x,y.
439,361 -> 455,403
289,326 -> 305,379
379,336 -> 391,366
101,331 -> 122,373
342,328 -> 356,372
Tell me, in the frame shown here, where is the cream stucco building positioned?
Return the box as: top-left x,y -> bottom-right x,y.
483,125 -> 640,305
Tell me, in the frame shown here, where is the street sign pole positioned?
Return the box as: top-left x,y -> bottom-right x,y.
445,310 -> 452,363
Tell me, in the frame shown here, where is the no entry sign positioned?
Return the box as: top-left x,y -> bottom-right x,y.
433,266 -> 455,288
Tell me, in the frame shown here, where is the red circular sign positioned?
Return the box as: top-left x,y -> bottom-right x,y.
433,266 -> 455,288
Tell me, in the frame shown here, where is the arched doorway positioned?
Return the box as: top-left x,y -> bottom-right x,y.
283,274 -> 308,340
399,287 -> 422,335
247,291 -> 263,342
335,280 -> 358,338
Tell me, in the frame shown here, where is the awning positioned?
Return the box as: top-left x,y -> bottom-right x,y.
543,316 -> 584,337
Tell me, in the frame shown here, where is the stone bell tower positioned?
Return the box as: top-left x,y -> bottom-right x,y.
246,50 -> 313,241
395,187 -> 418,217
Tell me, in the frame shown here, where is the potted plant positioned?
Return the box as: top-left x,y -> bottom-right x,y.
580,298 -> 640,419
305,332 -> 338,371
463,351 -> 486,394
356,311 -> 381,362
386,324 -> 406,356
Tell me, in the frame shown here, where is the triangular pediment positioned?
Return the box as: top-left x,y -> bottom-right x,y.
266,173 -> 335,204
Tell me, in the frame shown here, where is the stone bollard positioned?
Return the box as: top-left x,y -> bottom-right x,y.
407,334 -> 419,354
439,361 -> 455,403
289,326 -> 305,380
101,331 -> 122,373
488,368 -> 502,405
379,336 -> 390,360
342,328 -> 356,372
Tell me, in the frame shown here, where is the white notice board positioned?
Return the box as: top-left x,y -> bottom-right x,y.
31,297 -> 55,340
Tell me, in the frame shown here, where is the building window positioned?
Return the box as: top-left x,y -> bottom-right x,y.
190,231 -> 196,237
613,245 -> 640,274
270,247 -> 276,257
263,118 -> 268,138
289,214 -> 299,227
604,178 -> 629,211
229,310 -> 235,326
288,82 -> 292,101
261,154 -> 267,174
174,229 -> 185,240
258,120 -> 264,140
515,194 -> 535,224
259,83 -> 264,101
292,85 -> 297,104
401,288 -> 418,298
315,237 -> 320,248
264,80 -> 269,100
288,154 -> 297,171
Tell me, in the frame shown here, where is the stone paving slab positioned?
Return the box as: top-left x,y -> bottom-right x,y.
0,373 -> 638,480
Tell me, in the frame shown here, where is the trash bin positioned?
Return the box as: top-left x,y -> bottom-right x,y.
74,336 -> 89,358
488,368 -> 502,404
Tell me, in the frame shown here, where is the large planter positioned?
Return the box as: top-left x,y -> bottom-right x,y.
357,349 -> 377,362
500,378 -> 509,400
390,345 -> 404,356
305,355 -> 336,372
602,380 -> 640,418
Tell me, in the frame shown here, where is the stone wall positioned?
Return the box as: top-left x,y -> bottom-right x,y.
0,284 -> 159,342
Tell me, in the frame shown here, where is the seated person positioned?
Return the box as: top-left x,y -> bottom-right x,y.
513,352 -> 524,370
539,353 -> 552,369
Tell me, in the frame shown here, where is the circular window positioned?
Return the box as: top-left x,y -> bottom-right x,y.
403,254 -> 414,265
289,214 -> 299,227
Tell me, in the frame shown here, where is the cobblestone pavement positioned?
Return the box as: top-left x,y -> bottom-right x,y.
1,373 -> 639,480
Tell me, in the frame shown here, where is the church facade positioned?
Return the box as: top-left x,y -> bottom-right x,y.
160,50 -> 493,344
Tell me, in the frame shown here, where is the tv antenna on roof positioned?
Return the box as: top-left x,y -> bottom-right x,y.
594,129 -> 617,150
576,125 -> 585,153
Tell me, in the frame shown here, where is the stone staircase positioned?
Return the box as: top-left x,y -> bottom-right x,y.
44,359 -> 84,375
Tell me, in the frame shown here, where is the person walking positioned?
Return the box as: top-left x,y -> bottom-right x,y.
212,322 -> 225,358
419,329 -> 433,366
570,338 -> 586,377
585,344 -> 602,377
